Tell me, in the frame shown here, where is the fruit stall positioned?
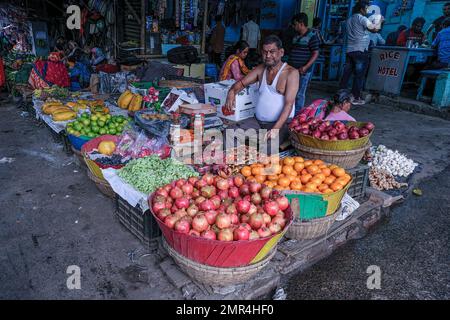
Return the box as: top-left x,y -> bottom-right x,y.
19,74 -> 422,297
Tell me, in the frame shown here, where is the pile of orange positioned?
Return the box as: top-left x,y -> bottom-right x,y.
240,157 -> 352,194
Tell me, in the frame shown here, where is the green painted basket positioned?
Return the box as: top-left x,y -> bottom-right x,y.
289,122 -> 373,151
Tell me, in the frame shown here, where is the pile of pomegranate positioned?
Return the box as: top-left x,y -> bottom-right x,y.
289,114 -> 375,141
151,174 -> 291,242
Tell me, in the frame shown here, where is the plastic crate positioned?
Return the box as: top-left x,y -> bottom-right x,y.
115,195 -> 161,247
347,164 -> 369,200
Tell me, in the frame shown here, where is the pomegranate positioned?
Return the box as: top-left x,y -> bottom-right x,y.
228,186 -> 239,198
218,228 -> 233,242
260,187 -> 272,200
205,210 -> 218,225
251,193 -> 262,205
215,213 -> 232,229
158,209 -> 171,221
155,188 -> 168,198
248,204 -> 258,215
338,132 -> 348,140
187,204 -> 199,217
275,196 -> 289,211
359,128 -> 370,137
181,183 -> 194,195
327,128 -> 337,137
164,215 -> 179,229
175,197 -> 190,209
262,213 -> 272,225
203,173 -> 215,185
334,121 -> 346,132
364,122 -> 375,131
236,200 -> 251,214
268,222 -> 282,234
239,184 -> 250,196
257,227 -> 272,238
218,190 -> 229,200
230,213 -> 239,225
163,185 -> 171,193
188,177 -> 199,185
271,216 -> 286,228
189,229 -> 201,237
175,220 -> 190,234
201,186 -> 217,199
192,214 -> 209,232
348,131 -> 360,140
233,226 -> 250,241
330,136 -> 338,141
152,201 -> 166,214
176,179 -> 186,188
300,128 -> 310,135
191,188 -> 200,198
200,200 -> 215,211
249,230 -> 260,240
226,204 -> 237,215
240,223 -> 252,232
153,195 -> 166,204
201,230 -> 217,240
216,178 -> 230,191
174,209 -> 187,220
249,213 -> 264,230
195,179 -> 207,189
233,175 -> 244,187
249,182 -> 262,193
240,214 -> 250,224
169,187 -> 183,199
195,196 -> 206,206
210,195 -> 222,210
320,134 -> 330,140
264,201 -> 280,217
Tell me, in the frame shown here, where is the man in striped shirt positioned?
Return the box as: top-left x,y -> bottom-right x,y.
288,13 -> 320,115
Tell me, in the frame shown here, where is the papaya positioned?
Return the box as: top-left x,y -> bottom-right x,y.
128,94 -> 143,111
42,104 -> 64,114
118,90 -> 133,109
52,111 -> 77,122
66,102 -> 78,108
50,107 -> 72,115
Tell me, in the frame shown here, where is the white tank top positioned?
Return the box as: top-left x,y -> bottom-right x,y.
255,63 -> 295,122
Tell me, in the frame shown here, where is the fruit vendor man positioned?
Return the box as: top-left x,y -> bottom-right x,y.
224,35 -> 299,145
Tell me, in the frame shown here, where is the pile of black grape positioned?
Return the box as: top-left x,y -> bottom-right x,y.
96,154 -> 128,166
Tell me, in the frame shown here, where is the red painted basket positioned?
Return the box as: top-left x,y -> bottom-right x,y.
149,194 -> 293,268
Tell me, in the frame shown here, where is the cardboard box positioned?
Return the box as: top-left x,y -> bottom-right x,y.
174,63 -> 206,80
204,80 -> 258,122
162,88 -> 198,113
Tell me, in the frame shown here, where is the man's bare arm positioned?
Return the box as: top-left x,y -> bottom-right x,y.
301,50 -> 319,73
224,65 -> 263,113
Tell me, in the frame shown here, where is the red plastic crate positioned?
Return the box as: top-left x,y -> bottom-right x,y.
149,194 -> 293,268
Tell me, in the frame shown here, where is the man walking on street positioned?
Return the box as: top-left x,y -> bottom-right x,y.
288,13 -> 320,115
339,2 -> 382,105
242,14 -> 261,55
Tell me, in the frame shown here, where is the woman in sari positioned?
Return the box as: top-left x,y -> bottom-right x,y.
219,40 -> 250,81
28,52 -> 70,89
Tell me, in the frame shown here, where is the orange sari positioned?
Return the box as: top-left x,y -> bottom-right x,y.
219,55 -> 250,81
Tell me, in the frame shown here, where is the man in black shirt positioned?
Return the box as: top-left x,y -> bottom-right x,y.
427,2 -> 450,41
288,13 -> 319,115
386,25 -> 407,46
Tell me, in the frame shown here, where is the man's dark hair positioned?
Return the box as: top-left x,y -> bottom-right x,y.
262,35 -> 283,49
292,13 -> 308,26
398,25 -> 407,32
412,17 -> 426,26
248,14 -> 254,21
445,2 -> 450,7
215,15 -> 222,22
313,18 -> 322,28
352,2 -> 367,14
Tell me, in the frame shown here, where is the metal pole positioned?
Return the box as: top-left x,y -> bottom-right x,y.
141,0 -> 146,55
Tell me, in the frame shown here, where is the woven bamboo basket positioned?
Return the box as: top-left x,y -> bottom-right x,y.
87,169 -> 115,199
285,209 -> 340,240
291,139 -> 371,169
289,122 -> 373,151
71,146 -> 88,169
162,238 -> 276,286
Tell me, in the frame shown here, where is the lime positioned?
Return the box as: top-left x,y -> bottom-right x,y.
91,115 -> 99,122
82,119 -> 90,126
81,113 -> 89,119
74,123 -> 82,131
108,128 -> 117,135
108,123 -> 116,129
99,116 -> 107,122
106,114 -> 111,120
99,128 -> 107,135
98,120 -> 105,127
73,131 -> 81,137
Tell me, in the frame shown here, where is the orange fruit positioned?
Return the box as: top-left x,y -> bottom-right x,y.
314,173 -> 326,182
290,181 -> 302,190
306,165 -> 320,175
268,164 -> 282,175
286,174 -> 297,182
255,175 -> 266,184
332,167 -> 346,177
294,162 -> 305,172
305,182 -> 318,190
294,156 -> 304,163
322,188 -> 334,194
303,187 -> 316,193
283,157 -> 295,166
301,169 -> 309,175
247,176 -> 257,183
330,182 -> 343,192
304,160 -> 313,167
282,165 -> 295,176
241,166 -> 252,177
329,164 -> 338,170
343,174 -> 352,183
313,159 -> 324,166
293,176 -> 302,183
336,177 -> 348,187
250,163 -> 258,169
268,174 -> 279,181
324,176 -> 336,185
265,181 -> 276,188
252,166 -> 263,176
318,184 -> 329,192
319,164 -> 328,169
278,177 -> 291,187
300,174 -> 312,184
321,168 -> 331,177
310,177 -> 323,186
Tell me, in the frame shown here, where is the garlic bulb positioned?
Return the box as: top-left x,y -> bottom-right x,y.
369,145 -> 418,178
